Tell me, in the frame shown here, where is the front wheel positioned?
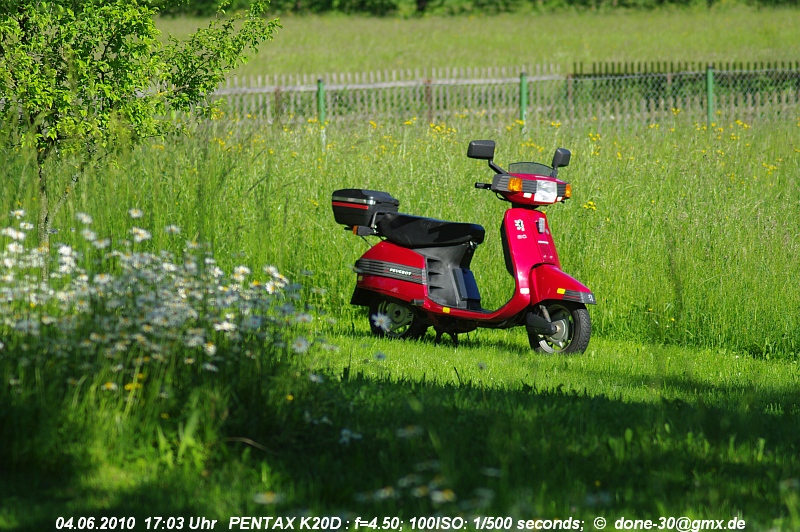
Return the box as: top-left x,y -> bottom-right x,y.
369,299 -> 428,340
528,301 -> 591,354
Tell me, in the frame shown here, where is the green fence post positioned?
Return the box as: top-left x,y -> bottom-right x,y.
519,72 -> 528,128
317,78 -> 326,153
706,65 -> 714,130
317,78 -> 326,125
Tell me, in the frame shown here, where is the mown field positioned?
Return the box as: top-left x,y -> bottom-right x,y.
156,6 -> 800,76
2,109 -> 800,529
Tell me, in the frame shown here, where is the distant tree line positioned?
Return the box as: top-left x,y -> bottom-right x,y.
163,0 -> 798,17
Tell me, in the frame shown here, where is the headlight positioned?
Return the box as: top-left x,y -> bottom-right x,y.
533,180 -> 557,203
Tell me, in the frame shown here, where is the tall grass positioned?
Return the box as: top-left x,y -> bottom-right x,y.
6,112 -> 797,357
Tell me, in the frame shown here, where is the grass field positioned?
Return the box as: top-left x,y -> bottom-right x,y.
155,6 -> 800,76
2,111 -> 800,528
3,6 -> 800,527
7,113 -> 798,354
2,336 -> 799,529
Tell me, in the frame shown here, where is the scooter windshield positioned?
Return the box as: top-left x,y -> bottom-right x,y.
508,161 -> 552,175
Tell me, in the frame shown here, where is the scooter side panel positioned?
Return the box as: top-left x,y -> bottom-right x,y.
504,208 -> 561,269
503,208 -> 558,277
530,264 -> 596,305
355,241 -> 427,302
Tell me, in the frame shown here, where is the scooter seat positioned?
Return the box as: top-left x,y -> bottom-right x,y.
378,212 -> 485,247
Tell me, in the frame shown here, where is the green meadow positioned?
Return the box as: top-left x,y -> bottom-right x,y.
2,113 -> 800,529
156,6 -> 800,76
2,7 -> 800,531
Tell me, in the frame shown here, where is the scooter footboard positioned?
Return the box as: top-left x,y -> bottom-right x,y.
530,264 -> 596,305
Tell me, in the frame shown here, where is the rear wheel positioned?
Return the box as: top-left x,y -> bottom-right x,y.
369,299 -> 428,340
528,301 -> 591,354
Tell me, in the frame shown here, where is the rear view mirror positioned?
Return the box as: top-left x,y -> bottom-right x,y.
551,148 -> 571,177
552,148 -> 571,169
467,140 -> 495,160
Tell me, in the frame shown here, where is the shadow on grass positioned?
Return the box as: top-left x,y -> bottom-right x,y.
2,364 -> 798,527
0,394 -> 213,530
0,474 -> 212,532
227,368 -> 800,524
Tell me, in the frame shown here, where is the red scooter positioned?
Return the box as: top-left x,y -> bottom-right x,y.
332,140 -> 594,353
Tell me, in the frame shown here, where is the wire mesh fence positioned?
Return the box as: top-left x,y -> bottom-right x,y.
213,62 -> 800,128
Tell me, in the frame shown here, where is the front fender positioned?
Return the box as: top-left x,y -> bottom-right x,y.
530,264 -> 596,305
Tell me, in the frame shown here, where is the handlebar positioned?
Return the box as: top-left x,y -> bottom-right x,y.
474,182 -> 492,189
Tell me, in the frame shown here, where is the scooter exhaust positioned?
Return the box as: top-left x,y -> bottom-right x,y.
525,312 -> 558,336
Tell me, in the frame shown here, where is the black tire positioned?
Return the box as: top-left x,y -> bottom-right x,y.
369,299 -> 428,340
528,301 -> 591,354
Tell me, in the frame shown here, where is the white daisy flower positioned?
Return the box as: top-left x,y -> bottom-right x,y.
339,428 -> 363,445
93,273 -> 113,285
372,313 -> 391,332
6,242 -> 23,254
213,321 -> 237,332
185,335 -> 204,348
1,228 -> 25,241
292,337 -> 310,353
130,227 -> 151,243
294,313 -> 313,324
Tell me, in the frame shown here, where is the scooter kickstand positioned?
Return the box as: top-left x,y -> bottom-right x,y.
433,330 -> 459,346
